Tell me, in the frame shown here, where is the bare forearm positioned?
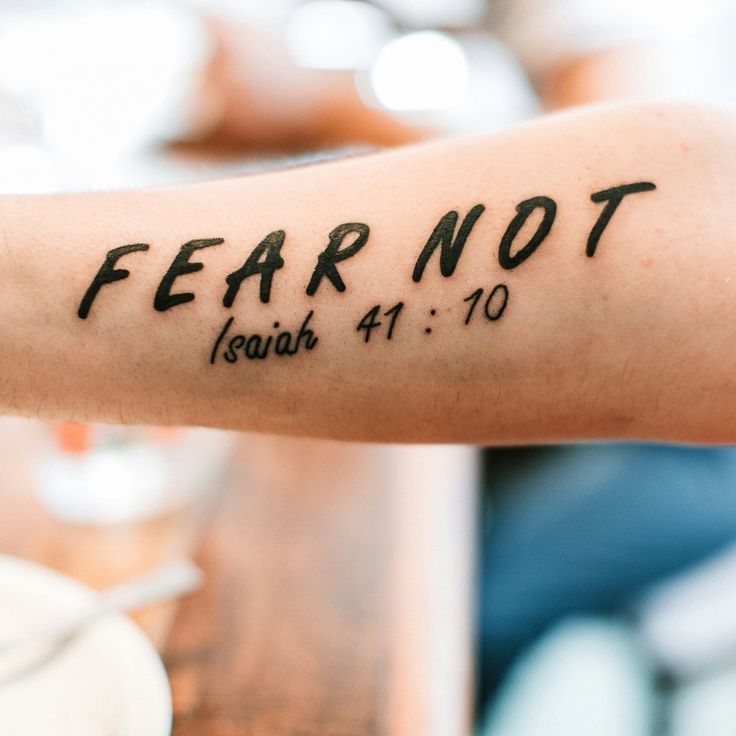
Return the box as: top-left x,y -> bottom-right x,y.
1,102 -> 735,443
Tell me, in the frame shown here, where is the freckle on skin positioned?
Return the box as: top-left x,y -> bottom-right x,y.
641,258 -> 652,268
680,142 -> 691,152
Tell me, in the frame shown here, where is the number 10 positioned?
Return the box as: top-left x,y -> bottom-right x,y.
463,284 -> 509,325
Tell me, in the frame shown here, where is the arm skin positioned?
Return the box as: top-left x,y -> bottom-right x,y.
1,102 -> 735,444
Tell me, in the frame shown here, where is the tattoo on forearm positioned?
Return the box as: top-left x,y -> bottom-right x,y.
154,237 -> 223,312
210,311 -> 318,364
412,204 -> 485,282
77,243 -> 149,319
586,182 -> 656,257
75,180 -> 656,364
306,223 -> 370,296
223,230 -> 285,306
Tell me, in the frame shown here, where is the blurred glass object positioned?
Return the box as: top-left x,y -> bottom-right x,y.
438,33 -> 538,133
479,617 -> 653,736
0,141 -> 57,194
0,88 -> 58,193
0,1 -> 211,179
35,423 -> 233,525
191,0 -> 300,28
375,0 -> 485,28
285,1 -> 393,69
638,541 -> 736,677
370,31 -> 469,111
364,30 -> 536,134
500,0 -> 736,107
0,132 -> 59,193
671,667 -> 736,736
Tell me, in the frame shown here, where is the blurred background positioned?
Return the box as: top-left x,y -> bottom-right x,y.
1,1 -> 736,734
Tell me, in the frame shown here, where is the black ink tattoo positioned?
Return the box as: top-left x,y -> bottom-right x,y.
463,288 -> 483,325
464,285 -> 509,324
384,302 -> 404,339
498,196 -> 556,270
306,223 -> 369,296
586,182 -> 656,257
484,284 -> 509,321
357,302 -> 404,342
223,230 -> 285,307
78,243 -> 150,319
211,310 -> 318,364
77,178 -> 655,367
154,238 -> 223,312
412,204 -> 485,283
357,305 -> 382,343
210,315 -> 234,364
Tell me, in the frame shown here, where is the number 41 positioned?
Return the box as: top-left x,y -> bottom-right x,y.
357,302 -> 404,343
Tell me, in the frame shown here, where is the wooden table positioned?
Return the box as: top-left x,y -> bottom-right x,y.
0,418 -> 477,735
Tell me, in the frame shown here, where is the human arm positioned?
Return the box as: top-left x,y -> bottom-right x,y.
1,102 -> 735,444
